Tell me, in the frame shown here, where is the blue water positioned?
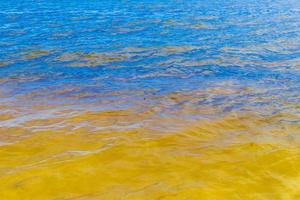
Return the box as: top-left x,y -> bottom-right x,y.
0,0 -> 300,120
1,2 -> 300,199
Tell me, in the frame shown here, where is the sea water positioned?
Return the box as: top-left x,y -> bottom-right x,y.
0,0 -> 300,199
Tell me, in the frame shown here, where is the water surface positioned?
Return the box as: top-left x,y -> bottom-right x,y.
0,0 -> 300,199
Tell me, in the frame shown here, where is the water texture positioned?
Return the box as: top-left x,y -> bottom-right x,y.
0,0 -> 300,199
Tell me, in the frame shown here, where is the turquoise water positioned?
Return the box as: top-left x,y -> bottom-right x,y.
0,0 -> 300,199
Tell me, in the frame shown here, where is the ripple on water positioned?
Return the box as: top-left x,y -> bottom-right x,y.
0,0 -> 300,199
0,109 -> 299,199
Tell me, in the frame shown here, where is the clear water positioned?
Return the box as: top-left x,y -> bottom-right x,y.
0,0 -> 300,199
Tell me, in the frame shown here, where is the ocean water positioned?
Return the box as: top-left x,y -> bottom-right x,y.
0,0 -> 300,199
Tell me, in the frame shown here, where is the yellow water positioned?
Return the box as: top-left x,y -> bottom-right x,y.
1,107 -> 300,200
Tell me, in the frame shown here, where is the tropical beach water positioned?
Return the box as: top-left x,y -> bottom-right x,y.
0,0 -> 300,199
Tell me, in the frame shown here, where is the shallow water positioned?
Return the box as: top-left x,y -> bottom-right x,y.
0,0 -> 300,199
